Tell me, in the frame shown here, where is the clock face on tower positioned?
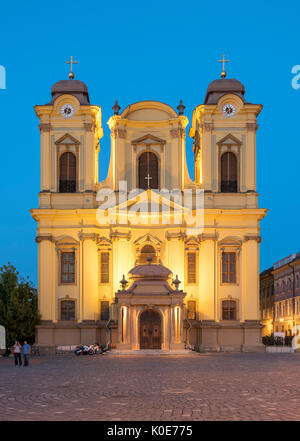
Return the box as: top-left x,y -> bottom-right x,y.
222,103 -> 236,118
60,104 -> 75,119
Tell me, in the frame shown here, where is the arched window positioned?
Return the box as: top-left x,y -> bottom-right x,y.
138,152 -> 159,190
140,244 -> 156,264
221,152 -> 237,193
59,152 -> 76,193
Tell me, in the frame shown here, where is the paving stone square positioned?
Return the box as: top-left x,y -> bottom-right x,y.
1,352 -> 300,421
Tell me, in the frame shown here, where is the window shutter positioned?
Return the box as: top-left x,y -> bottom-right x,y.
187,252 -> 196,284
101,252 -> 109,283
187,300 -> 196,320
100,301 -> 109,321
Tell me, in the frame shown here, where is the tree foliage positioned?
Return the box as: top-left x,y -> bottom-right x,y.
0,263 -> 40,346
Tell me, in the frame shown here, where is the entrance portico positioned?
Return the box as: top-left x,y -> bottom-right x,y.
115,262 -> 186,350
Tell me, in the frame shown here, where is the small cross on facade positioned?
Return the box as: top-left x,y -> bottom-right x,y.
218,54 -> 230,78
145,173 -> 152,188
66,56 -> 78,79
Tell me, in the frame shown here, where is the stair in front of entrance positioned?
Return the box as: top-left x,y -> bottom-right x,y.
108,350 -> 198,356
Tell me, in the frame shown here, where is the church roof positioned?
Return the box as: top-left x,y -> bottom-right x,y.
203,78 -> 247,105
49,79 -> 90,105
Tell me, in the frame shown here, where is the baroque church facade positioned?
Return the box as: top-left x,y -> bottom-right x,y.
31,65 -> 267,352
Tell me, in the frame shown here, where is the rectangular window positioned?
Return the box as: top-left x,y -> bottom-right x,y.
61,300 -> 75,321
187,252 -> 196,284
100,252 -> 109,283
222,300 -> 237,320
187,300 -> 196,320
222,252 -> 236,284
61,252 -> 75,284
100,301 -> 109,321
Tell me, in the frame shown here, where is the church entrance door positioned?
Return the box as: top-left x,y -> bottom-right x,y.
139,310 -> 161,349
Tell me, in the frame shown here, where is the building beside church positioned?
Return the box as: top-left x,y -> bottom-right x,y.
273,253 -> 300,336
31,64 -> 267,353
260,266 -> 274,336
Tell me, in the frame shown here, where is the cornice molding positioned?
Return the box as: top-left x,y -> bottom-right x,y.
170,128 -> 185,138
112,128 -> 127,139
35,235 -> 53,243
165,231 -> 186,241
200,122 -> 214,132
110,229 -> 131,241
244,235 -> 262,243
78,232 -> 99,242
198,233 -> 218,242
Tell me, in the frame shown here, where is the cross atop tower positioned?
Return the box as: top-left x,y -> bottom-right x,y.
66,56 -> 78,79
218,54 -> 230,78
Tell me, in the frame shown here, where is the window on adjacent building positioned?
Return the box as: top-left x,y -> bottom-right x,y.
59,152 -> 76,193
100,301 -> 109,321
221,152 -> 237,193
60,300 -> 75,321
100,252 -> 110,283
61,252 -> 75,284
187,252 -> 196,284
187,300 -> 196,320
222,252 -> 236,283
222,300 -> 237,320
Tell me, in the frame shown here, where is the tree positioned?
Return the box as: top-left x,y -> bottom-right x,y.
0,263 -> 40,346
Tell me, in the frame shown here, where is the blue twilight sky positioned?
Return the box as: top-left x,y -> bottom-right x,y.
0,0 -> 299,285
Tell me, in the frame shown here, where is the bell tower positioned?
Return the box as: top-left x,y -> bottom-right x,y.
34,59 -> 103,209
189,60 -> 262,209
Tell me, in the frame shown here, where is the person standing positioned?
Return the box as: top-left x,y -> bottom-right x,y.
22,341 -> 31,367
13,341 -> 22,366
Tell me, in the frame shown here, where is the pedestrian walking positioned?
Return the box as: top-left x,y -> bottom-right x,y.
13,341 -> 22,366
22,341 -> 31,367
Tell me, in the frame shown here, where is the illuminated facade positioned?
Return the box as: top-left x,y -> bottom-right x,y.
31,69 -> 267,352
260,267 -> 274,336
273,253 -> 300,335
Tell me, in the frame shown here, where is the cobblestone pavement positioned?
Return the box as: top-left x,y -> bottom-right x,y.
1,352 -> 300,421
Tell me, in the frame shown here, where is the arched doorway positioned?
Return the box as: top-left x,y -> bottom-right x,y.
139,244 -> 156,264
221,151 -> 237,193
138,152 -> 159,190
59,152 -> 76,193
139,310 -> 161,349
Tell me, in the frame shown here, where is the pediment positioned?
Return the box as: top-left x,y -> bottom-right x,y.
132,134 -> 166,146
96,236 -> 112,248
134,233 -> 162,247
217,133 -> 241,146
55,235 -> 79,246
55,133 -> 80,145
185,236 -> 200,247
219,236 -> 242,247
101,190 -> 186,214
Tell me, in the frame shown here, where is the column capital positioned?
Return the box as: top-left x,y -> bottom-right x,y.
39,123 -> 51,132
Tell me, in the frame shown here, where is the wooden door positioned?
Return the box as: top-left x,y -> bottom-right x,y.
139,310 -> 161,349
138,152 -> 159,190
